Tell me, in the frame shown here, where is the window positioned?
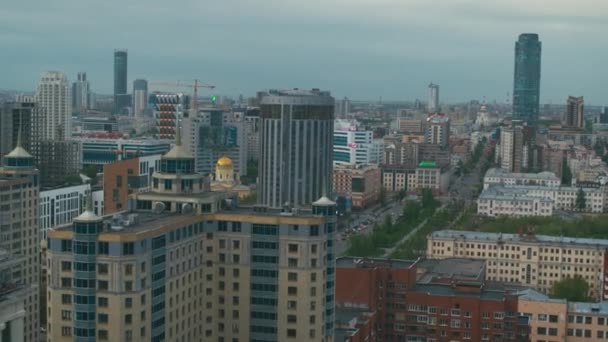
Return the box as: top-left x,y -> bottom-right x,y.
98,297 -> 109,308
98,330 -> 109,340
287,329 -> 297,338
288,287 -> 297,295
125,314 -> 133,324
62,294 -> 72,304
61,261 -> 72,271
288,258 -> 298,267
125,297 -> 133,308
62,326 -> 72,337
61,310 -> 72,321
311,273 -> 317,282
98,313 -> 108,324
123,242 -> 135,255
232,240 -> 240,249
125,264 -> 133,275
311,244 -> 318,253
125,281 -> 133,291
287,300 -> 297,309
549,315 -> 558,323
288,272 -> 298,281
548,328 -> 558,336
538,314 -> 547,321
98,263 -> 109,275
537,327 -> 547,335
98,280 -> 108,290
288,244 -> 298,253
61,277 -> 72,288
288,315 -> 297,323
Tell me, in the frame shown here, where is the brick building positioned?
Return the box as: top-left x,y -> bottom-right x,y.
336,257 -> 530,342
333,164 -> 381,209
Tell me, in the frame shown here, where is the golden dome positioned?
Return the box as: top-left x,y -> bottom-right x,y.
217,156 -> 233,167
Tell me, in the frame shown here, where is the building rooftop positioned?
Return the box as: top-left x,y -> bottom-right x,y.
410,283 -> 511,301
416,258 -> 485,284
430,229 -> 608,248
569,302 -> 608,315
336,256 -> 416,270
485,168 -> 560,182
479,186 -> 554,202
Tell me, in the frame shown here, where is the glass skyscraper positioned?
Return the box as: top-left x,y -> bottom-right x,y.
113,49 -> 129,113
513,33 -> 541,126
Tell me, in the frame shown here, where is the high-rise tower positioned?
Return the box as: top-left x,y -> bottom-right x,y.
258,89 -> 334,208
132,79 -> 148,117
113,49 -> 129,113
513,33 -> 541,126
564,96 -> 584,129
71,72 -> 90,114
35,71 -> 71,141
428,82 -> 440,113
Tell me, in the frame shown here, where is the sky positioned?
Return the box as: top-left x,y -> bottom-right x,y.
2,0 -> 608,104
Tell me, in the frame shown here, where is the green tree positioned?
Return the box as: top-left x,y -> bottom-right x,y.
551,275 -> 590,302
383,214 -> 393,229
561,158 -> 572,185
576,188 -> 586,211
64,174 -> 82,186
379,187 -> 387,207
421,189 -> 438,211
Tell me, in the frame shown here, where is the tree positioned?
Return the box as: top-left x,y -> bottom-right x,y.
551,275 -> 590,302
379,187 -> 387,207
64,174 -> 82,186
576,188 -> 586,211
421,189 -> 438,211
561,158 -> 572,185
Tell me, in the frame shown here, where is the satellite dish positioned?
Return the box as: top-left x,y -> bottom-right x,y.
152,202 -> 166,214
182,203 -> 193,214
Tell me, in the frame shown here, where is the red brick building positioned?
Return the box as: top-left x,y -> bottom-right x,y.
336,257 -> 530,342
333,164 -> 382,209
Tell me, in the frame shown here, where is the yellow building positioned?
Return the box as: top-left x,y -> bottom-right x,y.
210,156 -> 251,199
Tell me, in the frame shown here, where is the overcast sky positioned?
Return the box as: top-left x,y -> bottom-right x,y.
2,0 -> 608,104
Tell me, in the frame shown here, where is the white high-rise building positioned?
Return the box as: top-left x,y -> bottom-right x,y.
428,82 -> 439,113
71,72 -> 89,114
36,71 -> 72,140
333,120 -> 384,166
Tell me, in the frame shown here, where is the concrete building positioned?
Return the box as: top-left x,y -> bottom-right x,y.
333,120 -> 383,166
80,116 -> 119,133
258,89 -> 334,208
40,184 -> 90,239
336,257 -> 529,342
113,49 -> 129,113
35,71 -> 72,141
424,113 -> 450,148
242,108 -> 260,162
427,229 -> 608,300
0,140 -> 40,342
47,137 -> 337,342
499,123 -> 538,173
78,138 -> 169,168
102,154 -> 162,214
152,93 -> 190,141
71,72 -> 90,114
0,250 -> 36,342
513,33 -> 542,126
397,118 -> 423,134
407,161 -> 450,195
132,79 -> 148,118
37,140 -> 82,188
333,164 -> 381,209
484,168 -> 561,190
0,97 -> 37,159
428,82 -> 440,113
564,96 -> 585,129
181,108 -> 247,176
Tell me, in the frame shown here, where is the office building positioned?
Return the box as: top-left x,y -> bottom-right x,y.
0,139 -> 40,342
35,71 -> 72,141
81,116 -> 119,133
181,107 -> 247,176
258,89 -> 334,209
427,229 -> 608,300
333,164 -> 381,209
78,138 -> 169,168
513,33 -> 542,126
72,72 -> 90,114
243,108 -> 260,162
336,257 -> 529,342
151,93 -> 190,140
500,125 -> 524,172
102,154 -> 162,214
114,49 -> 129,113
47,134 -> 337,341
424,113 -> 450,148
133,79 -> 148,118
0,250 -> 37,342
397,118 -> 423,134
40,184 -> 90,239
0,97 -> 37,158
37,140 -> 82,188
564,96 -> 585,129
407,161 -> 450,195
428,82 -> 439,113
483,168 -> 561,190
333,120 -> 383,166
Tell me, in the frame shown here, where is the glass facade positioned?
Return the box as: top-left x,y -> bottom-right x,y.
250,224 -> 279,341
513,33 -> 541,126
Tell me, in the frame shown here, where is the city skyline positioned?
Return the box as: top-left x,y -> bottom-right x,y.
2,0 -> 608,104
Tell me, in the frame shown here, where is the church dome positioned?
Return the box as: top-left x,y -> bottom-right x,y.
217,156 -> 233,167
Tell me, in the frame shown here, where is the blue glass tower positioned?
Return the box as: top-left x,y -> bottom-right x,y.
513,33 -> 541,126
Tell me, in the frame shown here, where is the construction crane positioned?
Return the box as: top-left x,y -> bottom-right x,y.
149,79 -> 215,112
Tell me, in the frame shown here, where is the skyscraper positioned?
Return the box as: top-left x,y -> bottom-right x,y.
71,72 -> 90,114
113,49 -> 129,113
0,136 -> 40,342
513,33 -> 541,126
132,79 -> 148,117
258,89 -> 334,208
428,82 -> 439,113
564,96 -> 584,129
35,71 -> 72,141
0,97 -> 37,158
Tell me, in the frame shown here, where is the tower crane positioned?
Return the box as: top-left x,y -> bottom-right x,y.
149,79 -> 215,112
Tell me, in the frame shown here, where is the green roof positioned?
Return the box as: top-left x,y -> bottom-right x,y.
418,161 -> 437,168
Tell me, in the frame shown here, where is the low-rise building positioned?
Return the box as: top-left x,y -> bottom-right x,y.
78,138 -> 169,168
484,168 -> 561,190
39,183 -> 90,239
333,164 -> 381,209
407,161 -> 450,195
427,230 -> 608,300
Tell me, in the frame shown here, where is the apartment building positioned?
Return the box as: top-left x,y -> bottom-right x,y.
484,168 -> 561,190
47,139 -> 337,342
40,183 -> 90,239
427,230 -> 608,300
336,257 -> 530,342
333,164 -> 381,209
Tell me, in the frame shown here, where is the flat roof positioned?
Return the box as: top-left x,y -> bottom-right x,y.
410,283 -> 509,301
336,256 -> 416,269
479,186 -> 554,202
485,168 -> 560,182
430,229 -> 608,248
416,258 -> 485,284
569,302 -> 608,315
